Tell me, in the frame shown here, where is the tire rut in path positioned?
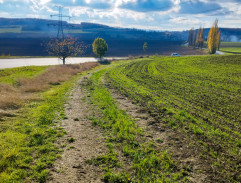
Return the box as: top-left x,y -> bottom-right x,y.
48,75 -> 107,183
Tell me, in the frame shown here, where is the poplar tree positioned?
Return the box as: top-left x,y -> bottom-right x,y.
192,31 -> 197,48
196,27 -> 204,49
216,31 -> 221,51
200,27 -> 205,48
207,19 -> 221,54
188,28 -> 195,47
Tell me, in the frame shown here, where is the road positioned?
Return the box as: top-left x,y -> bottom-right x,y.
0,57 -> 126,69
216,51 -> 225,55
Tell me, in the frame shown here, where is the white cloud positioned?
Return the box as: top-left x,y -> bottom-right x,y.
169,16 -> 210,29
0,0 -> 241,31
217,2 -> 241,15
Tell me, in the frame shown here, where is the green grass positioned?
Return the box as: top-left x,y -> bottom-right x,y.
106,55 -> 241,183
84,68 -> 189,182
0,66 -> 48,85
220,42 -> 241,47
0,27 -> 22,33
219,47 -> 241,54
0,27 -> 91,34
203,42 -> 241,55
66,30 -> 91,34
0,77 -> 74,182
0,63 -> 99,182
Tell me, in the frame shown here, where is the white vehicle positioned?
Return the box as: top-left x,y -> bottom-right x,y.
171,53 -> 180,57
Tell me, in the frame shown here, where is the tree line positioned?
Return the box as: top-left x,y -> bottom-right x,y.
47,18 -> 222,64
187,19 -> 221,54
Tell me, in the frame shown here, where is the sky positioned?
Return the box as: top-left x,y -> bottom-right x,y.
0,0 -> 241,31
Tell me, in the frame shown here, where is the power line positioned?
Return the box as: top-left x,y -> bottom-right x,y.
50,6 -> 71,38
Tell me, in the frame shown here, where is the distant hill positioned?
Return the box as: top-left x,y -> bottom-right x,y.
0,18 -> 240,42
0,18 -> 188,41
0,18 -> 240,57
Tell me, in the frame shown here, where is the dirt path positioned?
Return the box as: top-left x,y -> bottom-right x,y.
48,75 -> 107,183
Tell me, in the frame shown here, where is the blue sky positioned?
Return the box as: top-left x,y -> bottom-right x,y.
0,0 -> 241,31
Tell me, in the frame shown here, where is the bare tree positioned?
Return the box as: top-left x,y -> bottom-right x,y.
196,27 -> 204,49
46,36 -> 86,65
188,28 -> 195,47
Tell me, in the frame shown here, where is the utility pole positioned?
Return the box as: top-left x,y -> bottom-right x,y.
50,6 -> 71,39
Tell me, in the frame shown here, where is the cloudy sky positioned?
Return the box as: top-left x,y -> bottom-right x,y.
0,0 -> 241,31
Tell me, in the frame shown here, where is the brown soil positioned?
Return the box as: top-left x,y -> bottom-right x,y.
48,75 -> 107,183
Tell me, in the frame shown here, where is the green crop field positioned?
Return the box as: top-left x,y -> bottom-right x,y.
104,55 -> 241,182
0,55 -> 240,182
66,30 -> 91,34
219,47 -> 241,54
220,42 -> 241,47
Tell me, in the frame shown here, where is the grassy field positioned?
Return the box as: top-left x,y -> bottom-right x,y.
1,55 -> 240,182
218,42 -> 241,55
104,55 -> 241,182
0,27 -> 22,33
220,42 -> 241,47
0,66 -> 48,84
219,47 -> 241,54
0,63 -> 99,182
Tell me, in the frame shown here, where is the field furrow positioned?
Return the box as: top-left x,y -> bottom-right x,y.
107,55 -> 241,183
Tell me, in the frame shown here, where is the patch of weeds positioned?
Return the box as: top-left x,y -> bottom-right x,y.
73,117 -> 79,121
67,146 -> 75,150
213,161 -> 221,167
122,145 -> 135,157
167,109 -> 175,116
156,139 -> 164,143
81,96 -> 87,102
60,144 -> 67,148
86,152 -> 120,168
59,111 -> 67,119
192,126 -> 204,135
89,117 -> 101,126
57,167 -> 66,173
33,169 -> 49,183
103,171 -> 132,183
235,139 -> 241,147
169,119 -> 177,128
67,137 -> 75,143
56,154 -> 61,159
107,142 -> 114,153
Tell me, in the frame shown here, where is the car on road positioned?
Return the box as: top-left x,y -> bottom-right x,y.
171,53 -> 181,57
